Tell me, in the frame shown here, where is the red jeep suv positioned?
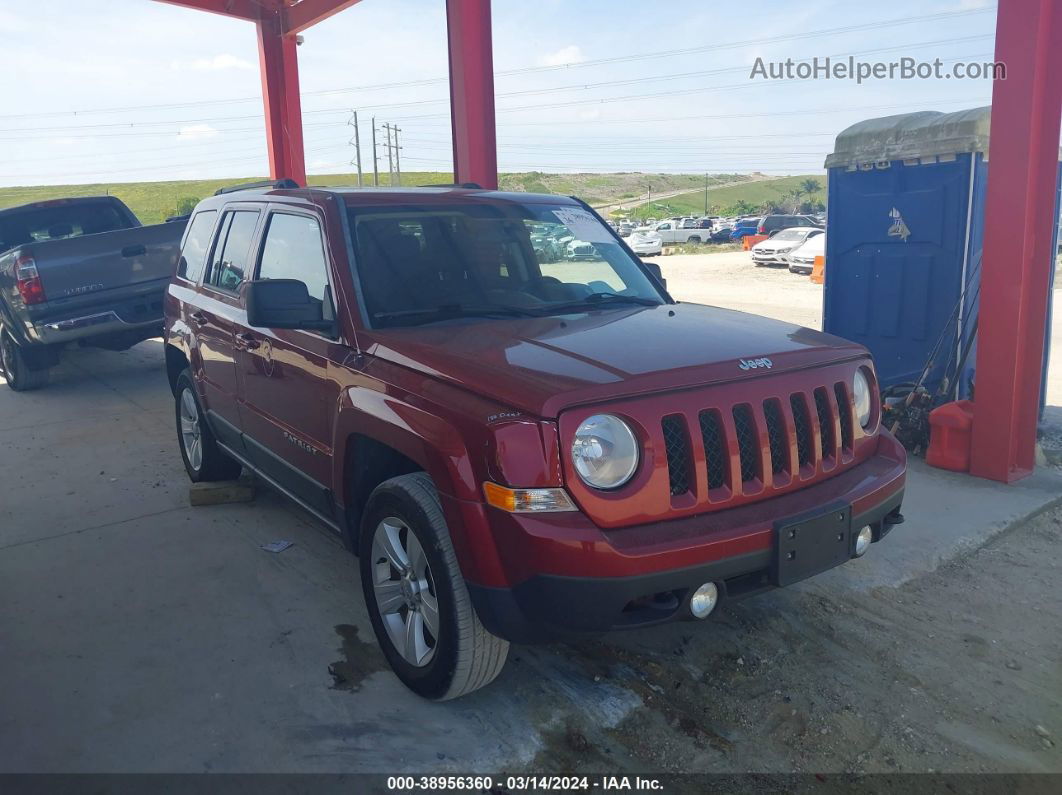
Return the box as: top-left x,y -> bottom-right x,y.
163,183 -> 906,700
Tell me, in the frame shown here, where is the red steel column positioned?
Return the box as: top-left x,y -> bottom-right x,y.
446,0 -> 498,189
970,0 -> 1062,482
257,12 -> 306,186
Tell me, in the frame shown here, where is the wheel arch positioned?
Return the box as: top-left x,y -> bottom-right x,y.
164,343 -> 190,396
334,386 -> 484,558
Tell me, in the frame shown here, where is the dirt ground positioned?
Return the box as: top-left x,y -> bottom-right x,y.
526,506 -> 1062,777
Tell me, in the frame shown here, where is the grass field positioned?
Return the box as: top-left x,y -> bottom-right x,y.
0,171 -> 821,226
623,174 -> 827,220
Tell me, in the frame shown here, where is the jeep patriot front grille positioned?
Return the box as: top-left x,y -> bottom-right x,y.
661,379 -> 856,502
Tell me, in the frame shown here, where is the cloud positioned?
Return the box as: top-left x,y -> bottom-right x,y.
172,54 -> 255,71
177,124 -> 220,140
538,45 -> 585,67
0,10 -> 28,33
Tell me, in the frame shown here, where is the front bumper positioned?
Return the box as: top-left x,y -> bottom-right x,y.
751,252 -> 789,265
462,431 -> 906,643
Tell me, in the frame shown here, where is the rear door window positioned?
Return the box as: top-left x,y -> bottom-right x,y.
177,210 -> 218,283
207,210 -> 260,293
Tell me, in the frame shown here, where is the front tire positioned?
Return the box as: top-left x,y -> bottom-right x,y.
1,329 -> 49,391
174,369 -> 242,482
360,472 -> 509,700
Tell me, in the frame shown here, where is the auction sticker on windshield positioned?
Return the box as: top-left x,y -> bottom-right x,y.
552,208 -> 613,243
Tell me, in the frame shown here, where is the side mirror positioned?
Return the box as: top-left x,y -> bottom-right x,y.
246,279 -> 335,332
641,259 -> 667,290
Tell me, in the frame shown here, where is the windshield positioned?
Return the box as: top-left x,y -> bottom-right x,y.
772,229 -> 807,242
348,202 -> 664,328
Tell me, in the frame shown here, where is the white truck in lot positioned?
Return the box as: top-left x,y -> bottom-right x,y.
644,220 -> 708,245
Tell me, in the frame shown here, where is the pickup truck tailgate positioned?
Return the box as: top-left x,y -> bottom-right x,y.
32,222 -> 184,301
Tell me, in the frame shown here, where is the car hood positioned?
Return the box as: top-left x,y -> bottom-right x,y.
367,303 -> 866,418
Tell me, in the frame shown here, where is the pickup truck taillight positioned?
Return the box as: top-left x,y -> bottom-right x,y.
14,255 -> 46,306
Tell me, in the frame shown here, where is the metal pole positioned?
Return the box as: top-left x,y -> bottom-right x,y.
703,173 -> 708,216
646,185 -> 651,215
353,110 -> 363,187
393,126 -> 402,186
969,0 -> 1062,482
371,117 -> 379,187
445,0 -> 498,188
384,123 -> 395,186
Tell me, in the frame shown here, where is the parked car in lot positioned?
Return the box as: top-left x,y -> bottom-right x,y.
164,183 -> 906,700
627,229 -> 663,256
0,195 -> 186,390
729,217 -> 763,240
787,231 -> 826,275
758,214 -> 822,236
648,220 -> 709,245
751,227 -> 823,267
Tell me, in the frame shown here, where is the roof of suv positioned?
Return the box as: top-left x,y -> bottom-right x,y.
194,185 -> 583,210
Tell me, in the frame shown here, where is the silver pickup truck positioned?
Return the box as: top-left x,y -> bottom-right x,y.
0,196 -> 185,390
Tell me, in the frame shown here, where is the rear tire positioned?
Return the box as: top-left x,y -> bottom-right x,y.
360,472 -> 509,700
174,369 -> 242,482
0,329 -> 49,391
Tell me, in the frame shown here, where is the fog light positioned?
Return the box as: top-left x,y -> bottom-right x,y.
854,525 -> 873,557
689,582 -> 719,619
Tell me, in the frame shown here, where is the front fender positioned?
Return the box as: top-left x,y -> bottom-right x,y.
333,385 -> 508,586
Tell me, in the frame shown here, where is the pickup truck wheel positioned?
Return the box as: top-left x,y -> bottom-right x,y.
1,330 -> 49,392
360,472 -> 509,700
174,369 -> 242,482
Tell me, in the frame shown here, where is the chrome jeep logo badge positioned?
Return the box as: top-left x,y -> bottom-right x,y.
738,357 -> 773,371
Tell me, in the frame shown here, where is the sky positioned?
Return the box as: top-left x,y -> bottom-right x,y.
0,0 -> 1002,187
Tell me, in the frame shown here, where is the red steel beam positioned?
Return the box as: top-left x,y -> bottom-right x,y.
257,13 -> 307,185
152,0 -> 271,22
283,0 -> 364,35
969,0 -> 1062,482
446,0 -> 498,189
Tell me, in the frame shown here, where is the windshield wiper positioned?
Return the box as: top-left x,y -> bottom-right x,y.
373,303 -> 539,326
543,292 -> 660,313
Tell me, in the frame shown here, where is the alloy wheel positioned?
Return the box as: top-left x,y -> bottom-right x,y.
370,517 -> 440,667
179,388 -> 203,472
1,333 -> 16,381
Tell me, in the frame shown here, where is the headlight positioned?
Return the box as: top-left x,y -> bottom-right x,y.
571,414 -> 639,490
777,247 -> 792,253
853,368 -> 873,428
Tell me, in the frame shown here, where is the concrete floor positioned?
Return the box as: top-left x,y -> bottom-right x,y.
2,253 -> 1060,773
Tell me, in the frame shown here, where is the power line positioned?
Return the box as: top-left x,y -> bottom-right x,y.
0,33 -> 995,136
0,5 -> 996,122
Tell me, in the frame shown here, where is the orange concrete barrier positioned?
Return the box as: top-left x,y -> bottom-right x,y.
810,254 -> 825,284
742,234 -> 768,251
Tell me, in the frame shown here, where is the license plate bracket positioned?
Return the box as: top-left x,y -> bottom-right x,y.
772,503 -> 852,587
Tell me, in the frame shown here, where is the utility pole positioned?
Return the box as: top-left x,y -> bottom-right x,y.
646,184 -> 652,215
348,110 -> 363,187
371,116 -> 379,187
393,126 -> 402,187
383,123 -> 395,186
703,173 -> 708,216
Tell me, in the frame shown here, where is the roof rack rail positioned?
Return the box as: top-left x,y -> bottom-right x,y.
214,178 -> 300,196
417,182 -> 484,189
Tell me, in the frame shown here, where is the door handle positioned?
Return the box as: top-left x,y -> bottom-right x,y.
235,332 -> 260,351
121,244 -> 147,258
189,311 -> 208,325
